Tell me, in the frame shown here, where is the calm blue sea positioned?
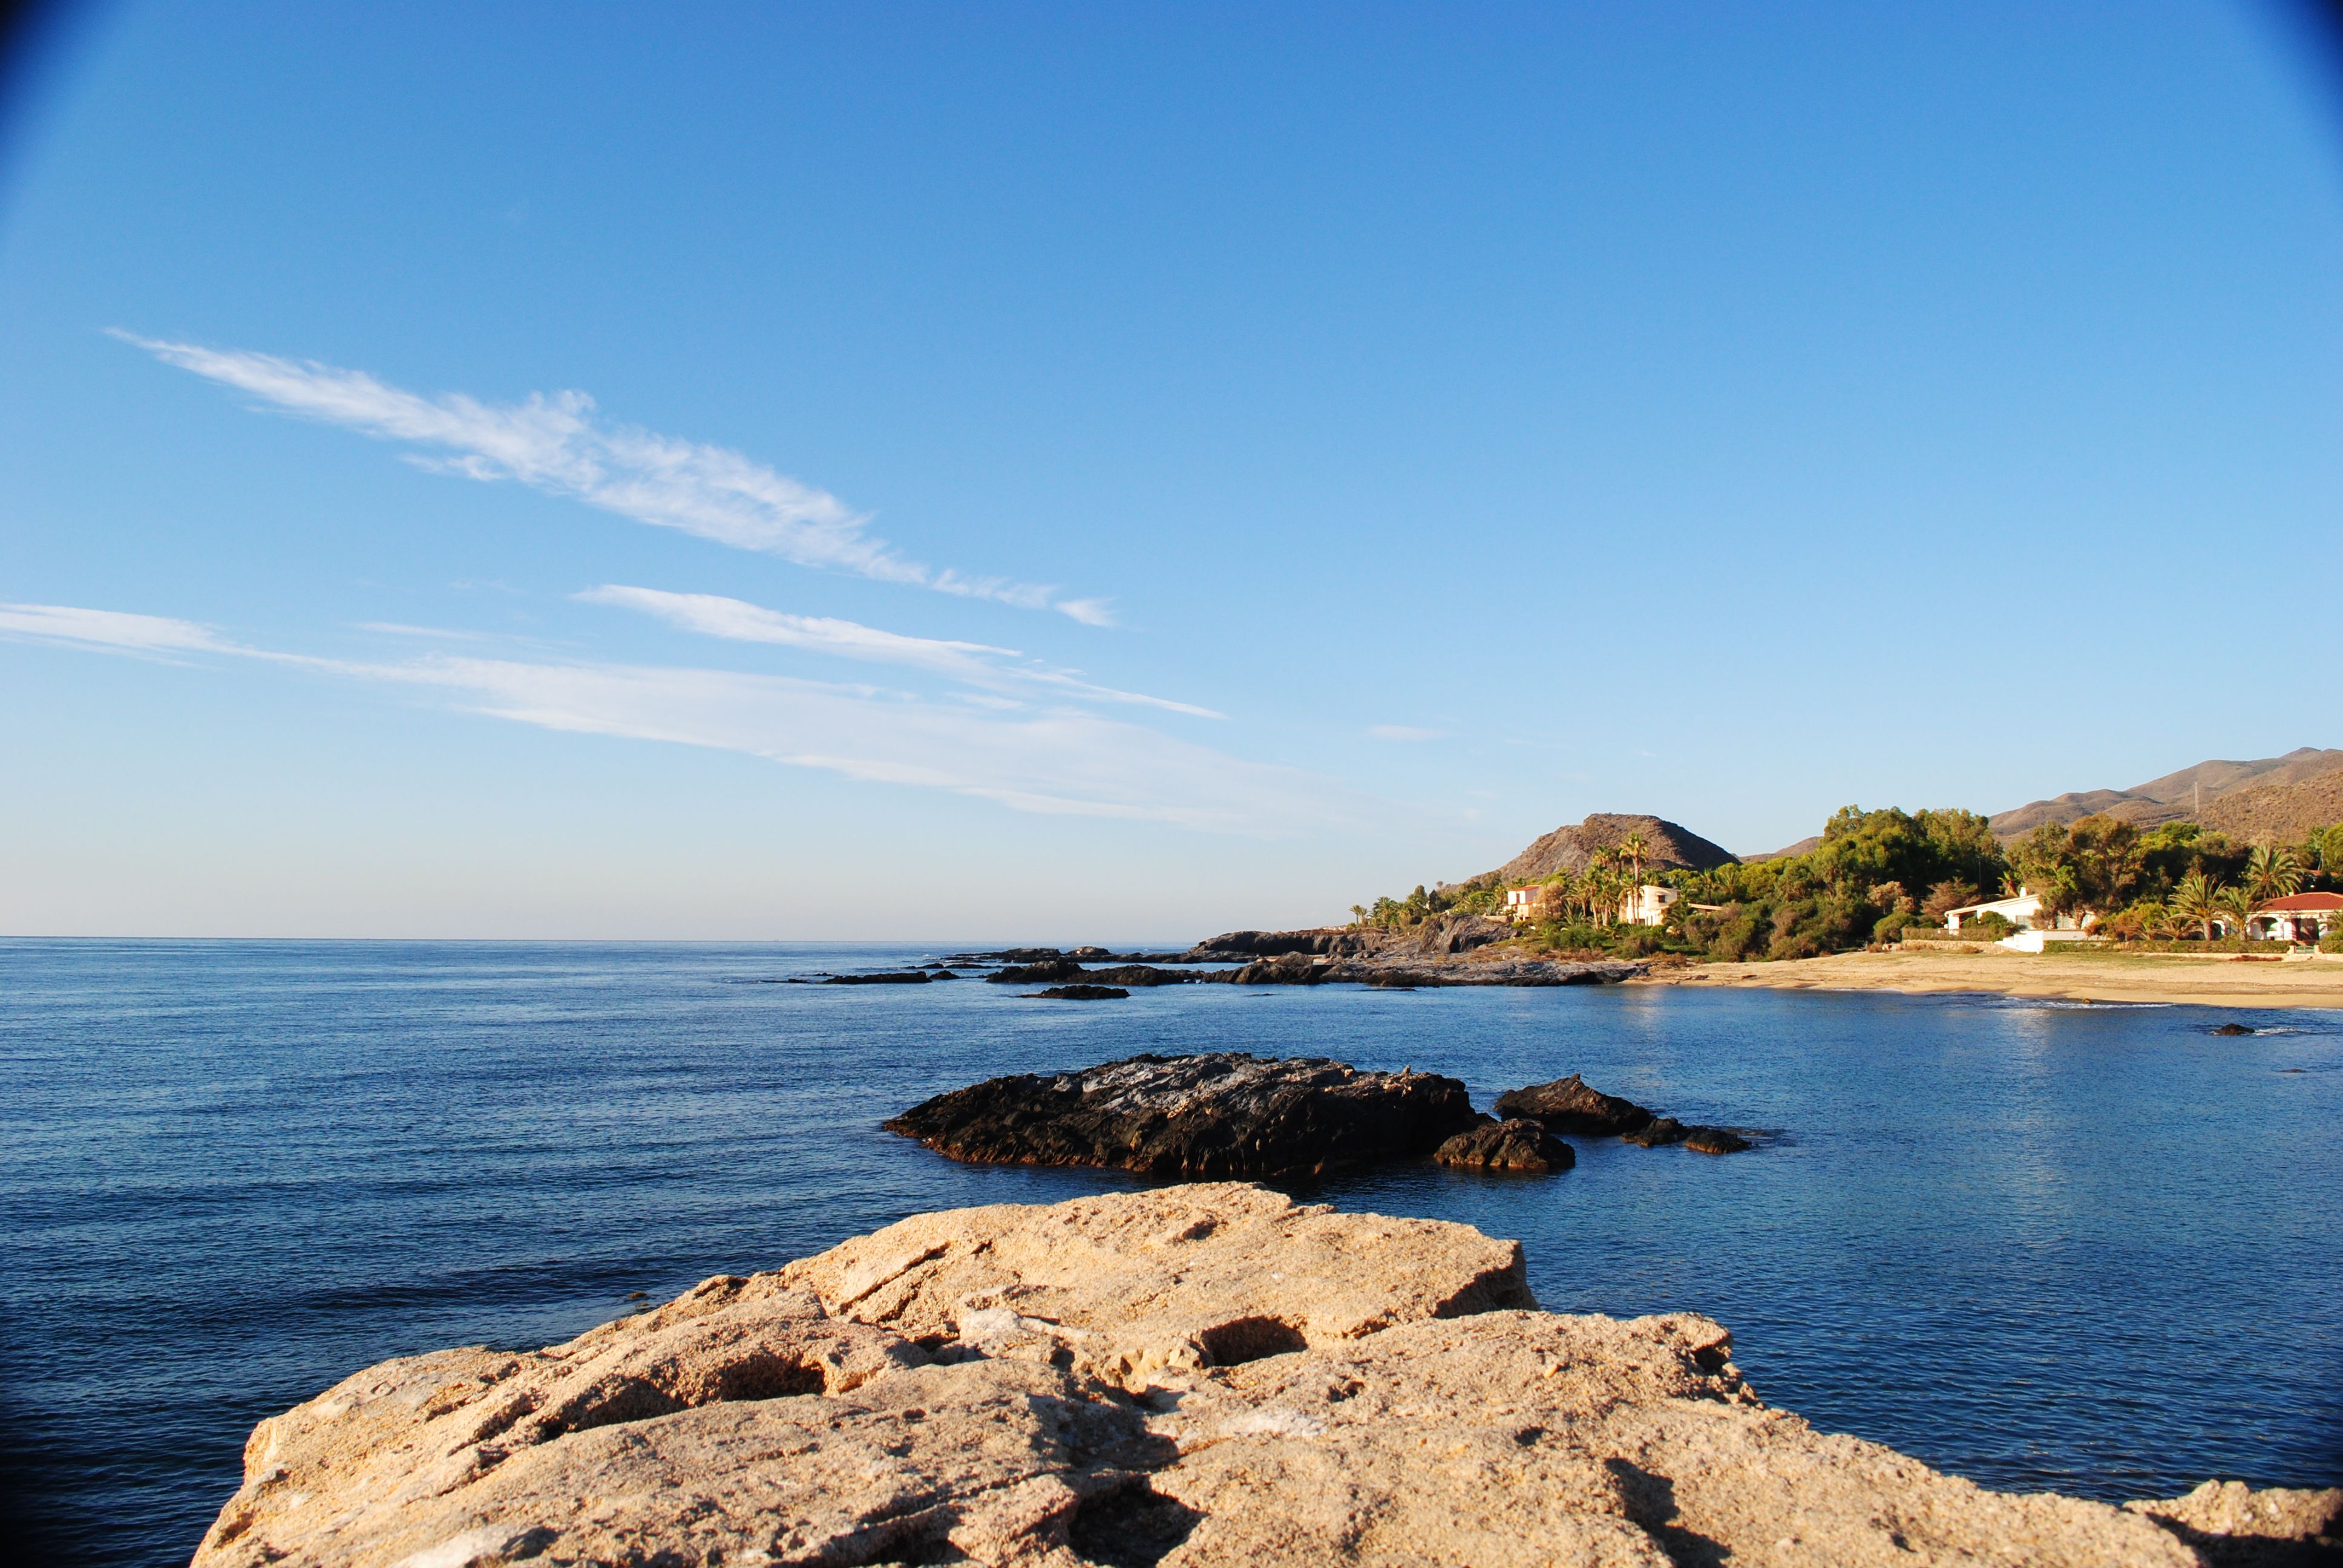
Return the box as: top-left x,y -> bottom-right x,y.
4,939 -> 2339,1564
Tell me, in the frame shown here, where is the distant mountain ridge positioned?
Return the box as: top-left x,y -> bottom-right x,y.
1987,747 -> 2343,837
1483,812 -> 1737,884
1487,748 -> 2342,887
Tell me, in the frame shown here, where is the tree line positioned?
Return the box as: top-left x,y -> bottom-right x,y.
1351,810 -> 2343,962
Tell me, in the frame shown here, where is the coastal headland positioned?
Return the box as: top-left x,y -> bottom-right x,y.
190,1185 -> 2338,1567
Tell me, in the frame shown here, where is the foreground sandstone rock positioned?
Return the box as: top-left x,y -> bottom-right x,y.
883,1052 -> 1483,1178
195,1186 -> 2332,1568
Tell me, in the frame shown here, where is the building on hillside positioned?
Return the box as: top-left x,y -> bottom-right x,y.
1617,884 -> 1679,926
2249,891 -> 2343,942
1502,885 -> 1555,923
1942,890 -> 2040,933
1502,883 -> 1679,927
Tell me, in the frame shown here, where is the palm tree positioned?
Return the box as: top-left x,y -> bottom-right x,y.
2246,844 -> 2302,905
1583,850 -> 1616,926
2215,884 -> 2257,947
1619,831 -> 1650,886
2169,872 -> 2218,941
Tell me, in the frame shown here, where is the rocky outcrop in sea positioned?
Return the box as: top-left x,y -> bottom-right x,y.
1496,1073 -> 1752,1154
956,913 -> 1637,990
883,1053 -> 1483,1178
1434,1116 -> 1576,1172
192,1185 -> 2336,1567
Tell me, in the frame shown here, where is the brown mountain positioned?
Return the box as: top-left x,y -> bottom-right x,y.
1484,812 -> 1737,884
1988,747 -> 2343,838
2196,765 -> 2343,845
1743,834 -> 1822,863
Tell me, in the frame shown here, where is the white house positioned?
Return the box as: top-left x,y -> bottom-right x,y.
2249,892 -> 2343,943
1617,883 -> 1679,926
1942,890 -> 2039,933
1501,886 -> 1553,923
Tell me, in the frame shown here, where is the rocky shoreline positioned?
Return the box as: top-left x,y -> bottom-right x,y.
192,1185 -> 2338,1567
945,914 -> 1643,990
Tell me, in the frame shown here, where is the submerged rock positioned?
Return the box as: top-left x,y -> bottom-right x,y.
821,970 -> 932,985
194,1184 -> 2313,1568
2211,1022 -> 2256,1036
883,1052 -> 1483,1178
1680,1125 -> 1752,1155
1032,984 -> 1130,1001
1624,1115 -> 1690,1147
1494,1073 -> 1656,1135
1435,1117 -> 1576,1173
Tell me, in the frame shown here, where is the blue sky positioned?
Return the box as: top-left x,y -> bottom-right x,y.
2,2 -> 2339,939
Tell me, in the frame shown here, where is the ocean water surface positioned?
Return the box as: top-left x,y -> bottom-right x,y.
4,939 -> 2339,1564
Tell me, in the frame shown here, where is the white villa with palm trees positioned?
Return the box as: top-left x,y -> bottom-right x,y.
1499,831 -> 1681,927
1503,880 -> 1679,926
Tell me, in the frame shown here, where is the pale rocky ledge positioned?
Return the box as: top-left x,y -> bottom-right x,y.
194,1186 -> 2337,1568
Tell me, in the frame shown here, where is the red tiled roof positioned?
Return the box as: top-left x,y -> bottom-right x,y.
2256,892 -> 2343,912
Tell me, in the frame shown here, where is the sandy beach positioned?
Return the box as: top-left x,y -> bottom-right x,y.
1637,944 -> 2343,1010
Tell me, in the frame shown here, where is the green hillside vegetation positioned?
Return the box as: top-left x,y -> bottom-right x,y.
1354,809 -> 2343,963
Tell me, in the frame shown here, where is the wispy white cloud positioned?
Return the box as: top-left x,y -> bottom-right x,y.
577,586 -> 1217,717
2,601 -> 1338,832
1052,597 -> 1118,629
355,621 -> 497,641
376,655 -> 1283,827
0,603 -> 238,655
1367,724 -> 1447,742
116,333 -> 1111,624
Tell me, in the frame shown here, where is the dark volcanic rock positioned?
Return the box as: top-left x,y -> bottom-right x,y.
1185,929 -> 1358,959
989,959 -> 1088,984
1623,1117 -> 1749,1154
821,971 -> 932,985
1184,913 -> 1512,963
883,1053 -> 1484,1179
1495,1074 -> 1656,1135
990,962 -> 1202,987
1032,984 -> 1129,1000
1434,1118 -> 1576,1174
2211,1022 -> 2255,1036
1082,965 -> 1205,986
